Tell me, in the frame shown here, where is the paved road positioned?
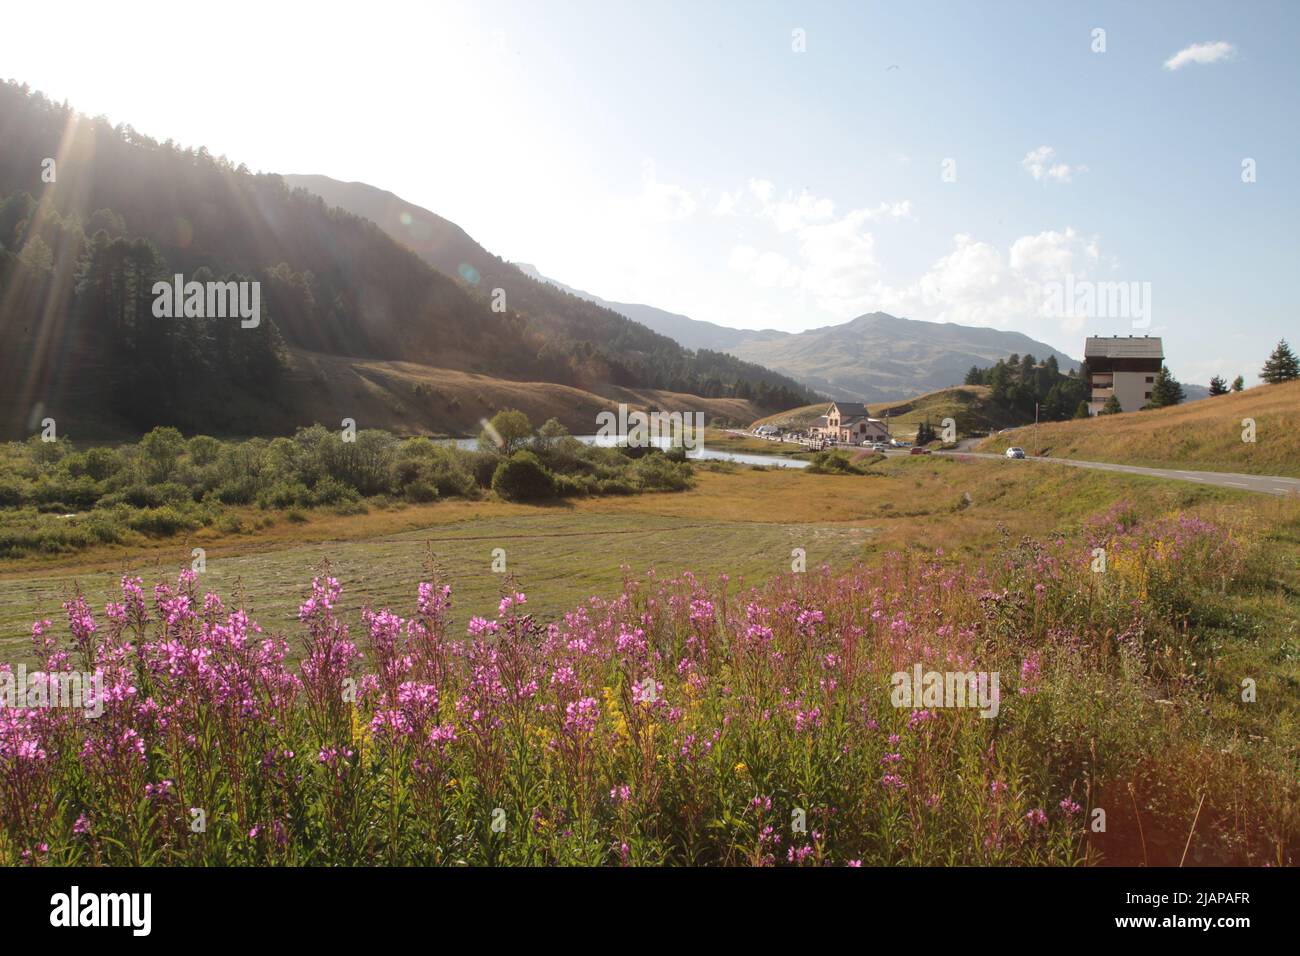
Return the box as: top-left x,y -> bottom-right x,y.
929,448 -> 1300,497
735,430 -> 1299,496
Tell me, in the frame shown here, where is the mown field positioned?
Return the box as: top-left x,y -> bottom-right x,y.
0,454 -> 1267,659
978,379 -> 1300,477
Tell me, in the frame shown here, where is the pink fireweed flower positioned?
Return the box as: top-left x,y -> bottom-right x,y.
794,707 -> 823,732
1026,808 -> 1048,827
562,697 -> 600,737
610,785 -> 632,804
1019,653 -> 1042,696
498,592 -> 528,617
416,582 -> 452,617
1059,798 -> 1082,815
787,845 -> 815,864
908,709 -> 935,729
467,616 -> 499,638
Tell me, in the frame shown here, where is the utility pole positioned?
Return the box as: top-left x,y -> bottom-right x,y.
1034,402 -> 1040,457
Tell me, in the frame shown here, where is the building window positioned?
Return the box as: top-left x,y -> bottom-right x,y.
1144,391 -> 1152,399
1145,376 -> 1154,383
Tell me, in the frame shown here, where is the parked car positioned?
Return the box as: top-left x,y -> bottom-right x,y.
870,442 -> 890,452
909,446 -> 931,455
1006,447 -> 1026,459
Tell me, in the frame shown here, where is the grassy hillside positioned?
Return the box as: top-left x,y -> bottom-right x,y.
977,380 -> 1300,477
724,311 -> 1079,402
275,351 -> 761,437
281,174 -> 815,409
752,385 -> 1022,438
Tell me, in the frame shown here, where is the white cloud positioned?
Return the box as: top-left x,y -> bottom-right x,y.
712,189 -> 740,216
718,176 -> 915,310
728,244 -> 799,288
724,183 -> 912,312
1163,40 -> 1236,70
1021,146 -> 1087,183
873,228 -> 1103,333
626,159 -> 696,222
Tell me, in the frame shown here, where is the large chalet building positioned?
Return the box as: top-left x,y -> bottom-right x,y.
808,402 -> 891,445
1085,335 -> 1164,414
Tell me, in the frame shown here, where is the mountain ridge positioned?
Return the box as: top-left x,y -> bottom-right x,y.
513,263 -> 1082,403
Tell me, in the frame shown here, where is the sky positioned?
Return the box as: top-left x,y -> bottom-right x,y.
5,0 -> 1297,382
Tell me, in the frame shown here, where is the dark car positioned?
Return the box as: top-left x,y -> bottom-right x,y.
909,447 -> 931,455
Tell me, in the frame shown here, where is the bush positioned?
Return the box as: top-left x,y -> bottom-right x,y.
403,480 -> 438,503
213,478 -> 258,506
0,477 -> 33,508
807,450 -> 864,475
127,505 -> 200,537
465,450 -> 500,489
101,481 -> 190,509
633,454 -> 693,491
491,451 -> 557,501
217,513 -> 245,534
258,481 -> 311,510
308,476 -> 358,507
595,477 -> 636,495
553,473 -> 593,497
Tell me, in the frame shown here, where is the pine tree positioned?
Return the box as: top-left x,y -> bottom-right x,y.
1099,394 -> 1122,415
1231,375 -> 1245,392
1208,375 -> 1229,396
1261,339 -> 1300,384
1148,365 -> 1185,408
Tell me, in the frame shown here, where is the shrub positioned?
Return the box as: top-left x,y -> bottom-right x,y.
0,477 -> 32,508
491,451 -> 557,501
553,473 -> 593,497
633,453 -> 693,491
465,450 -> 500,489
217,513 -> 245,534
213,478 -> 258,506
595,477 -> 636,495
258,481 -> 311,510
308,476 -> 359,507
403,480 -> 438,504
807,450 -> 872,475
128,505 -> 200,537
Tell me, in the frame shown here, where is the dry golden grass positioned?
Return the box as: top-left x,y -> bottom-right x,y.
978,379 -> 1300,476
282,348 -> 762,437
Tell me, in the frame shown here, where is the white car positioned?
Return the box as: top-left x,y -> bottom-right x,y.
870,442 -> 890,452
1006,447 -> 1026,459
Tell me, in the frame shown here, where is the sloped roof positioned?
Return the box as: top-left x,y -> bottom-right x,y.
829,402 -> 870,417
1084,336 -> 1163,359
